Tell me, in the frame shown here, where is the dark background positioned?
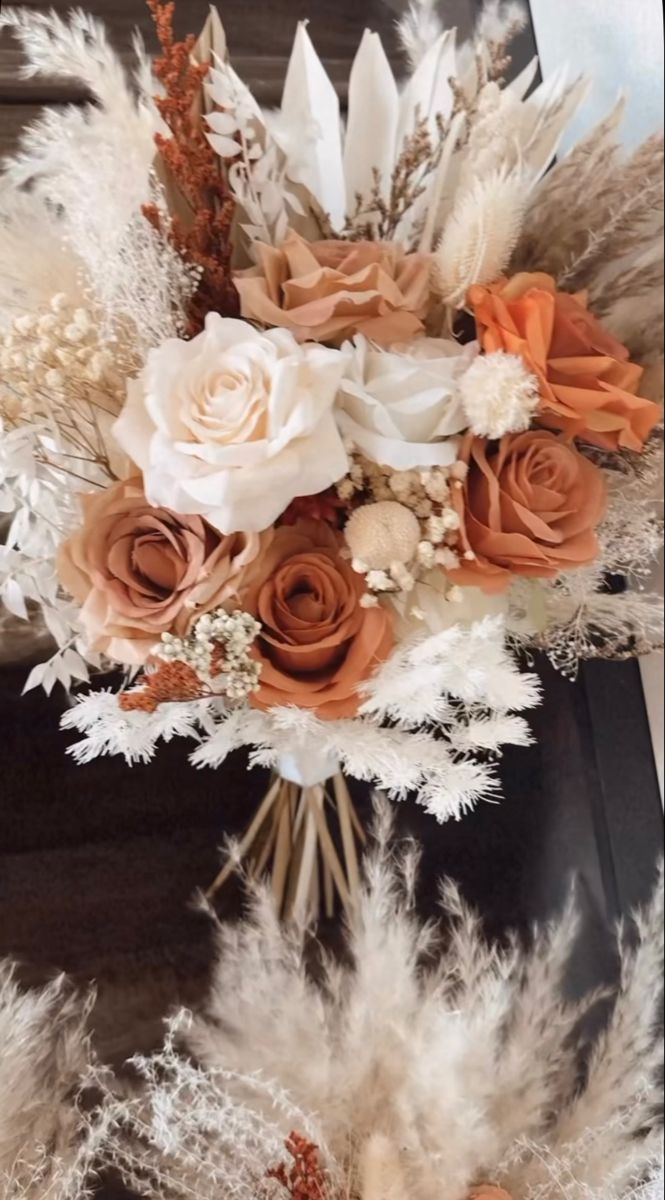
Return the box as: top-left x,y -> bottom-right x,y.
0,0 -> 662,1146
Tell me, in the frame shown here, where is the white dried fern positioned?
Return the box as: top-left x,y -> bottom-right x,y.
62,617 -> 539,822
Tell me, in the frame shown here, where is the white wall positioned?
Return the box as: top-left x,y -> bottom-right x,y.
529,0 -> 664,800
530,0 -> 664,150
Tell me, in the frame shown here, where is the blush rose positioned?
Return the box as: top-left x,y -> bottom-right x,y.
57,478 -> 265,664
235,230 -> 432,347
113,314 -> 349,535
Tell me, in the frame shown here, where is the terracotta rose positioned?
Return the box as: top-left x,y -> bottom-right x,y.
468,273 -> 661,451
244,520 -> 393,719
235,230 -> 432,347
57,478 -> 264,664
449,430 -> 607,592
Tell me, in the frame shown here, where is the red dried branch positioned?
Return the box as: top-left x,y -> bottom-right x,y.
267,1133 -> 331,1200
144,0 -> 238,334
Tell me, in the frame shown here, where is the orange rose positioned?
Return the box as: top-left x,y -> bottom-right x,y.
469,273 -> 661,451
244,520 -> 393,719
57,478 -> 265,665
449,430 -> 607,592
235,230 -> 432,347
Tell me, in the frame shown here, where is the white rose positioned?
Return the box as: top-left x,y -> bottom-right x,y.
335,335 -> 477,469
114,315 -> 349,534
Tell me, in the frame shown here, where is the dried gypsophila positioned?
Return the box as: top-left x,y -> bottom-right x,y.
0,293 -> 132,489
337,453 -> 467,599
119,609 -> 263,714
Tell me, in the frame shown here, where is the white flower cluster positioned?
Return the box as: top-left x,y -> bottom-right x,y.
0,294 -> 119,410
158,609 -> 262,703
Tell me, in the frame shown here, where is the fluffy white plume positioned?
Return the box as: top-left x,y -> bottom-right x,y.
397,1 -> 444,71
0,965 -> 93,1199
474,0 -> 527,45
0,7 -> 192,351
0,190 -> 83,325
435,168 -> 528,307
84,812 -> 663,1200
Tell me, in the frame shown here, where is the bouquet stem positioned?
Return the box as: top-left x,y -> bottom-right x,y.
206,772 -> 366,922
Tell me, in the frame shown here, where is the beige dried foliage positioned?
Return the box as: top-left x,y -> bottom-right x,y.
514,99 -> 664,293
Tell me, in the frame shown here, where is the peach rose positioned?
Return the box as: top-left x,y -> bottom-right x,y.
244,520 -> 393,719
57,478 -> 265,665
468,273 -> 661,451
235,230 -> 432,347
449,430 -> 607,592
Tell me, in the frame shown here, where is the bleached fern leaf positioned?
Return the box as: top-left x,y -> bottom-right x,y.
435,168 -> 528,307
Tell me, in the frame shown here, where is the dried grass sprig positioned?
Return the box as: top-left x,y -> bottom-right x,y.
143,0 -> 238,333
515,111 -> 664,292
344,115 -> 448,243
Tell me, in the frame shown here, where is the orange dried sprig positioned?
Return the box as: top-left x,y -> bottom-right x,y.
119,659 -> 205,713
144,0 -> 238,333
119,644 -> 226,713
267,1133 -> 330,1199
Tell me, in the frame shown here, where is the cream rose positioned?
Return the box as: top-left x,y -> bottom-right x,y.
114,315 -> 349,534
335,335 -> 476,469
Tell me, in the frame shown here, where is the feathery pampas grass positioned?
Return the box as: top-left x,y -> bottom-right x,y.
513,101 -> 664,360
398,1 -> 444,70
80,807 -> 663,1200
1,809 -> 662,1198
0,966 -> 93,1199
0,6 -> 195,352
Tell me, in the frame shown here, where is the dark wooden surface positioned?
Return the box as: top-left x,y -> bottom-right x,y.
0,8 -> 663,1196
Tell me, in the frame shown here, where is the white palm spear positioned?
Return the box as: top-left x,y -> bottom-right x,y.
205,12 -> 590,260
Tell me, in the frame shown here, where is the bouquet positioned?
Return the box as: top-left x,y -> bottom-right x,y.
1,809 -> 663,1200
0,1 -> 662,915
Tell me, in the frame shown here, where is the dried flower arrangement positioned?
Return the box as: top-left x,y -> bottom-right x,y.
0,0 -> 663,915
1,808 -> 663,1200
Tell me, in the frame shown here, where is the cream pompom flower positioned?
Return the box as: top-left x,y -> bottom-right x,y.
345,501 -> 421,571
458,350 -> 540,438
